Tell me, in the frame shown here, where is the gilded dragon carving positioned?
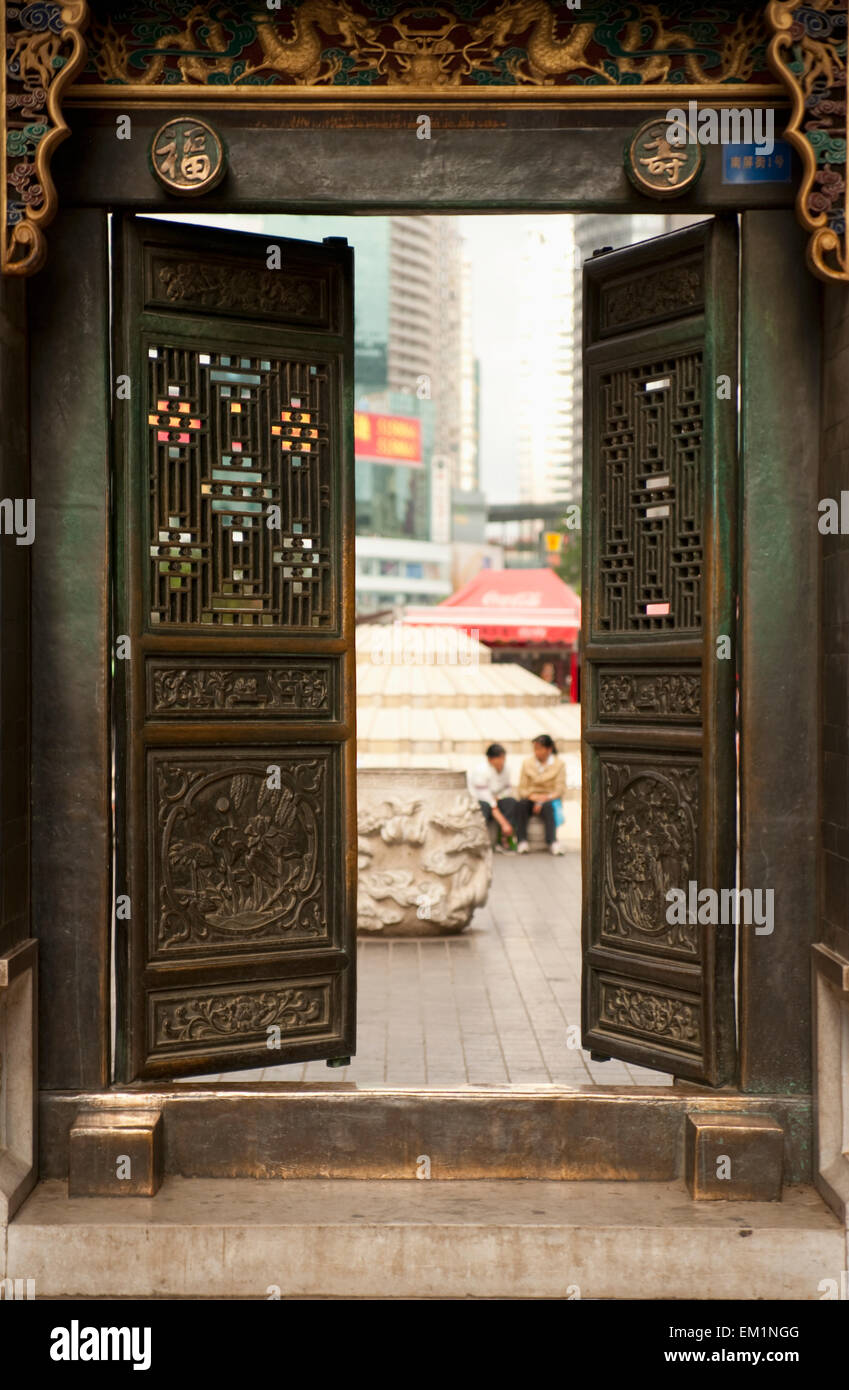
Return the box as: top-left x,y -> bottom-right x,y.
474,3 -> 764,87
74,3 -> 777,92
0,4 -> 835,290
91,2 -> 361,86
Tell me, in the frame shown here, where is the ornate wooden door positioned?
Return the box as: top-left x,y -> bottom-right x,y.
113,218 -> 355,1080
581,220 -> 738,1085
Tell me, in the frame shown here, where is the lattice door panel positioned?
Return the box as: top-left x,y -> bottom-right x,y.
114,218 -> 355,1082
581,221 -> 738,1086
147,346 -> 333,630
597,354 -> 703,634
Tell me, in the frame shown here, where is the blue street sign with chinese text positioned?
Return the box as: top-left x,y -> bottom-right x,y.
722,141 -> 792,184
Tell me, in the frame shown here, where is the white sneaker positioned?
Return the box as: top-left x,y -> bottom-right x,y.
549,842 -> 564,856
517,840 -> 529,854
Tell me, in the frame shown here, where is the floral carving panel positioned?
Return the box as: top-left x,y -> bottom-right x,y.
600,759 -> 700,957
599,978 -> 702,1052
598,670 -> 701,721
148,660 -> 333,716
150,256 -> 327,324
150,753 -> 333,955
151,978 -> 332,1051
599,261 -> 704,335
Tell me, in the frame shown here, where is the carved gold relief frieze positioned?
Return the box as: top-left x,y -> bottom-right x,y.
72,3 -> 779,100
2,2 -> 90,275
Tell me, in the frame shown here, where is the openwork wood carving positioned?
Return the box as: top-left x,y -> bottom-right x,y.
596,352 -> 704,634
74,2 -> 777,97
768,0 -> 849,282
2,1 -> 90,275
148,344 -> 333,629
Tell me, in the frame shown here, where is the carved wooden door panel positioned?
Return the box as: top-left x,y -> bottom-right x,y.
113,218 -> 355,1080
581,220 -> 738,1085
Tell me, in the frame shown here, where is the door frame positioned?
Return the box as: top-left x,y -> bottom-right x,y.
26,111 -> 821,1169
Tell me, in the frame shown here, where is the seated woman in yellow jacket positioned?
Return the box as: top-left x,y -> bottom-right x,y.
515,734 -> 566,856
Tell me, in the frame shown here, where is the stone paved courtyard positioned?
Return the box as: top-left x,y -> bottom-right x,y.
212,852 -> 671,1088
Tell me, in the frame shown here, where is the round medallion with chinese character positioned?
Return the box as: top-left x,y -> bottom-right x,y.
149,117 -> 226,197
625,117 -> 703,200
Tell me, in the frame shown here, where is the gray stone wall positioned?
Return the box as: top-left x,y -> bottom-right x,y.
821,287 -> 849,967
0,277 -> 29,959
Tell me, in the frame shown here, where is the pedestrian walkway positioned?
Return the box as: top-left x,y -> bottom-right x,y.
215,852 -> 671,1088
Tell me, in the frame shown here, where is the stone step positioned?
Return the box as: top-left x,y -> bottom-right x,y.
7,1178 -> 841,1299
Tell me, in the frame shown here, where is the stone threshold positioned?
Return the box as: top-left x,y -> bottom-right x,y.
7,1178 -> 842,1300
39,1086 -> 814,1184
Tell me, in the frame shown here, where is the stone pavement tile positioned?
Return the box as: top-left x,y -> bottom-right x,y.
197,854 -> 674,1089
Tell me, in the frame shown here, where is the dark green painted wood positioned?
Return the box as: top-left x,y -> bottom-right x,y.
739,211 -> 821,1094
24,116 -> 818,1104
52,110 -> 795,217
29,211 -> 112,1089
581,220 -> 738,1086
0,277 -> 30,962
113,218 -> 357,1081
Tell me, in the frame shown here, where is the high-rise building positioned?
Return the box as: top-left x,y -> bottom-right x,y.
264,213 -> 471,494
261,212 -> 471,612
515,220 -> 577,505
458,254 -> 480,493
388,216 -> 469,492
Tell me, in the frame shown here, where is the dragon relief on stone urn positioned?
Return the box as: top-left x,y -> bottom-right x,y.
357,768 -> 492,936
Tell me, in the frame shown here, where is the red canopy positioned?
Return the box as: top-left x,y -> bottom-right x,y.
406,568 -> 581,646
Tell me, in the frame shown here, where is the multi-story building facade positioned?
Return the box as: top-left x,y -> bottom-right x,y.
263,213 -> 475,612
515,219 -> 577,507
458,254 -> 480,494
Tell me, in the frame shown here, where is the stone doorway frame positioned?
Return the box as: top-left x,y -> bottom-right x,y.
1,87 -> 832,1205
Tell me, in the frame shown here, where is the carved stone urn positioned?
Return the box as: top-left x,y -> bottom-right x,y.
357,768 -> 492,936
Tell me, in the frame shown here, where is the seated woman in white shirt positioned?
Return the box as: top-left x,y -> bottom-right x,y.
466,743 -> 518,851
